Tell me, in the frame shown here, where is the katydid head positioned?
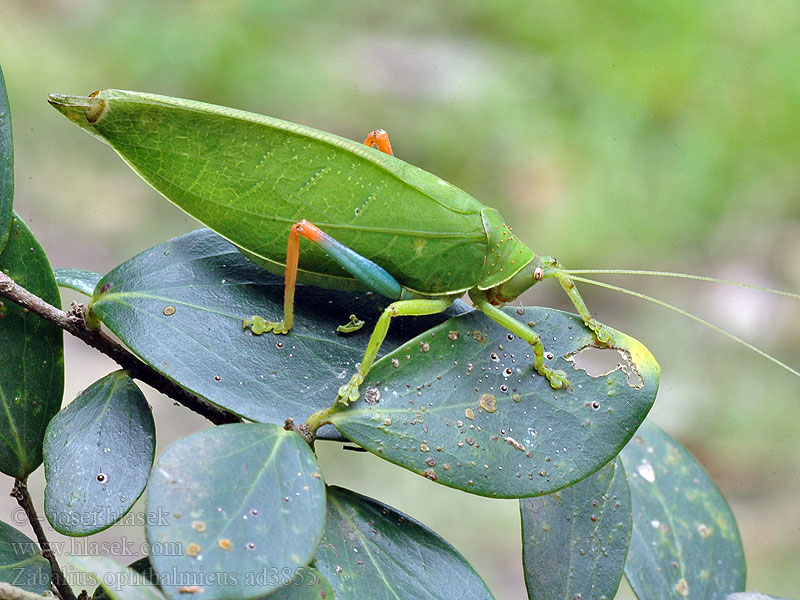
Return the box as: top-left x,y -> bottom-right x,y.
487,256 -> 552,305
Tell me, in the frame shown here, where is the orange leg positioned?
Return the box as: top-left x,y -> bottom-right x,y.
363,129 -> 393,156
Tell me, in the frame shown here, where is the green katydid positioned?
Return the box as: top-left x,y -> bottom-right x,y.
48,90 -> 800,406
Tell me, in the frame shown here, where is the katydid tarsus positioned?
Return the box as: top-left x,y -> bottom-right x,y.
47,90 -> 800,408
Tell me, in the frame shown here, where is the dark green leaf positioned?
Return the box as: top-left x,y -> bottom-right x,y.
0,66 -> 12,254
69,554 -> 165,600
146,423 -> 326,600
0,211 -> 64,478
92,558 -> 159,600
520,459 -> 630,600
43,371 -> 155,536
269,566 -> 333,600
54,268 -> 103,296
0,519 -> 51,594
329,309 -> 659,497
315,486 -> 494,600
88,228 -> 468,434
621,421 -> 745,599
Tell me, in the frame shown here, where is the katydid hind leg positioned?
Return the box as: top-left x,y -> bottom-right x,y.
470,290 -> 570,389
336,298 -> 455,405
245,219 -> 405,337
363,129 -> 394,155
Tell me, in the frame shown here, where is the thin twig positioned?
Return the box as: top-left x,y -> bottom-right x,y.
0,272 -> 241,425
10,480 -> 75,600
0,582 -> 52,600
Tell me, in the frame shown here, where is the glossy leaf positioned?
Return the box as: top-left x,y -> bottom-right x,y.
0,212 -> 64,478
146,423 -> 326,600
520,458 -> 630,600
0,66 -> 11,253
88,228 -> 468,432
315,486 -> 494,600
70,554 -> 165,600
329,308 -> 659,498
43,371 -> 155,536
54,268 -> 103,296
270,567 -> 334,600
0,520 -> 51,594
621,421 -> 745,599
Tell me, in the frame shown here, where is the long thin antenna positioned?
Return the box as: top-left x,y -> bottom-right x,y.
563,273 -> 800,379
561,269 -> 800,301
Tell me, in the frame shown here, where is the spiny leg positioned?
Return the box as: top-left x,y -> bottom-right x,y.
470,290 -> 570,389
337,298 -> 455,405
363,129 -> 393,155
539,256 -> 614,346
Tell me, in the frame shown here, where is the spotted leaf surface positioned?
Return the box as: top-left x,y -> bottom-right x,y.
329,308 -> 659,497
520,458 -> 630,600
621,420 -> 745,599
54,267 -> 103,296
44,371 -> 155,535
314,486 -> 494,599
146,423 -> 325,600
0,520 -> 51,594
69,555 -> 165,600
269,566 -> 334,600
0,212 -> 64,479
88,228 -> 468,435
0,66 -> 12,253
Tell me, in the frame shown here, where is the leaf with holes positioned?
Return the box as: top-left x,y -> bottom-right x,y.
69,555 -> 165,600
0,520 -> 51,594
621,420 -> 745,599
87,228 -> 468,434
0,212 -> 64,479
328,308 -> 659,498
54,268 -> 103,296
520,458 -> 630,600
44,371 -> 155,535
146,423 -> 325,600
315,486 -> 494,599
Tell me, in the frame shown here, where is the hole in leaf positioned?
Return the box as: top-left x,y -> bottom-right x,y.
567,346 -> 644,388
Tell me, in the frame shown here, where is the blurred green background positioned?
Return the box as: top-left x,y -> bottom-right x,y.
2,1 -> 799,597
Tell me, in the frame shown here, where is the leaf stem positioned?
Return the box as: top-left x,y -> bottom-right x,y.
10,480 -> 75,600
0,272 -> 241,426
305,407 -> 333,438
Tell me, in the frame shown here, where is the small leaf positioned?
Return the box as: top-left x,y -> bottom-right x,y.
621,421 -> 745,599
520,458 -> 631,600
269,566 -> 333,600
314,486 -> 494,599
88,228 -> 467,432
54,268 -> 103,296
329,308 -> 659,497
146,423 -> 326,600
43,371 -> 155,536
0,211 -> 64,479
69,554 -> 165,600
0,65 -> 13,254
0,520 -> 51,594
